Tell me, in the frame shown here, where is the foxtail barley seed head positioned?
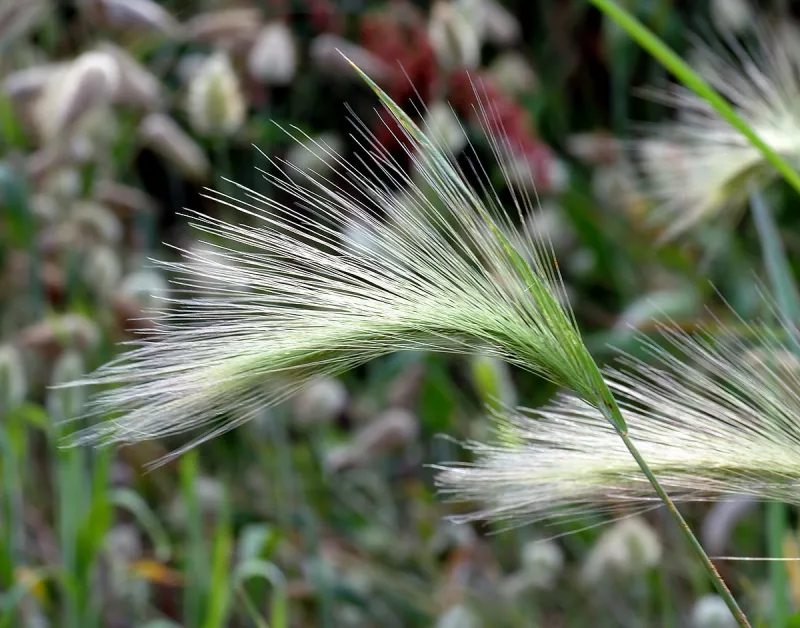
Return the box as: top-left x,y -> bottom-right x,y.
437,313 -> 800,526
69,61 -> 621,457
638,23 -> 800,237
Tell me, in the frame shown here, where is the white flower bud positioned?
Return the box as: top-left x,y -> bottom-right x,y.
581,517 -> 662,585
83,245 -> 123,300
48,350 -> 87,420
186,52 -> 245,138
691,594 -> 737,628
184,9 -> 262,45
86,0 -> 179,36
436,605 -> 481,628
285,132 -> 344,180
429,1 -> 481,71
34,50 -> 120,142
424,102 -> 467,155
248,22 -> 297,85
488,52 -> 538,97
0,344 -> 27,409
292,377 -> 348,427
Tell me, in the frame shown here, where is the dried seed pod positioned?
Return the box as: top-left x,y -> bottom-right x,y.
3,63 -> 68,103
581,517 -> 662,585
292,377 -> 348,427
82,245 -> 123,299
0,0 -> 46,45
247,22 -> 297,85
138,113 -> 210,182
96,42 -> 163,111
691,594 -> 738,628
47,349 -> 87,420
326,408 -> 419,471
424,102 -> 466,155
18,314 -> 100,356
70,200 -> 124,245
34,50 -> 120,143
428,1 -> 480,70
309,34 -> 391,83
183,8 -> 261,45
488,52 -> 538,97
186,52 -> 245,138
0,344 -> 27,409
93,180 -> 157,216
82,0 -> 179,36
566,131 -> 622,165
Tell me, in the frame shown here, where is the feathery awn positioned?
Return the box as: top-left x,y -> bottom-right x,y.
639,23 -> 800,237
437,314 -> 800,526
69,62 -> 621,456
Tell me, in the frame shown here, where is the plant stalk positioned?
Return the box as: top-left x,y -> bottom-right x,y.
612,419 -> 751,627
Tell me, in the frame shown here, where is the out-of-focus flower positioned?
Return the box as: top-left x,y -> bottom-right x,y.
710,0 -> 753,34
428,1 -> 481,71
436,605 -> 481,628
691,594 -> 738,628
168,476 -> 225,529
70,200 -> 124,245
34,50 -> 120,142
501,539 -> 564,596
310,35 -> 392,83
638,23 -> 800,237
248,22 -> 297,86
18,314 -> 100,356
360,5 -> 437,107
488,52 -> 538,97
96,42 -> 163,111
0,0 -> 46,44
284,131 -> 344,179
326,408 -> 418,471
48,350 -> 87,420
139,113 -> 210,182
292,377 -> 348,427
81,0 -> 179,36
566,131 -> 622,165
457,0 -> 520,46
424,102 -> 467,155
3,63 -> 66,103
592,161 -> 647,220
184,8 -> 262,46
0,344 -> 27,409
83,245 -> 123,299
581,517 -> 662,585
186,52 -> 245,138
94,180 -> 157,217
118,269 -> 169,313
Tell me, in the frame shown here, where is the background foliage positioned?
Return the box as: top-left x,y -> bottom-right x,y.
0,0 -> 795,626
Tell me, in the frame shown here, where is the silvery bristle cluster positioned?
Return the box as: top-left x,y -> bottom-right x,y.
69,63 -> 606,456
437,315 -> 800,525
639,23 -> 800,237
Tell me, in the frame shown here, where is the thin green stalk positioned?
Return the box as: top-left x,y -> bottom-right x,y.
750,187 -> 797,626
611,416 -> 751,628
621,437 -> 749,627
588,0 -> 800,198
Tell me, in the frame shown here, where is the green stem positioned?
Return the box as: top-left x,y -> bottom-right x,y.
588,0 -> 800,198
605,406 -> 751,627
